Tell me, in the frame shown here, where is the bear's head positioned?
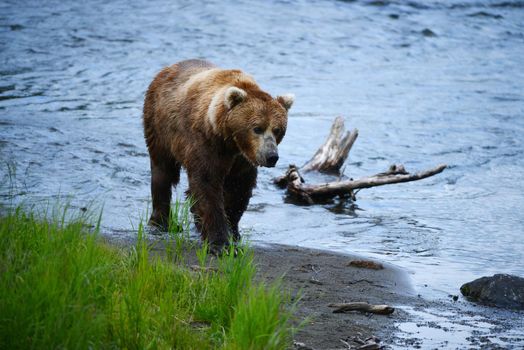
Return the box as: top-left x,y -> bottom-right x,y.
220,86 -> 293,167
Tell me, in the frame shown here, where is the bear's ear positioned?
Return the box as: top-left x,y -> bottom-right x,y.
277,94 -> 295,111
224,86 -> 247,110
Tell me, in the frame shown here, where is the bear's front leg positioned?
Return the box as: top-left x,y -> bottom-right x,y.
186,161 -> 232,251
224,157 -> 258,242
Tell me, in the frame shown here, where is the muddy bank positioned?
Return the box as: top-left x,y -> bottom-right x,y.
107,232 -> 413,348
251,243 -> 414,349
261,243 -> 523,349
106,231 -> 524,349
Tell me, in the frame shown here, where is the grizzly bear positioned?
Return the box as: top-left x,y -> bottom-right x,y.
143,59 -> 294,250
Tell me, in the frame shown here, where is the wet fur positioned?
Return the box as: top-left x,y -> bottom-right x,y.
143,59 -> 291,246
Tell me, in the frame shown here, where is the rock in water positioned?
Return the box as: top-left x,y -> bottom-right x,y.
460,274 -> 524,310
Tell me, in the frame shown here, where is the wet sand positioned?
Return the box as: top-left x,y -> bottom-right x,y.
102,230 -> 524,350
106,232 -> 523,349
252,243 -> 414,350
108,232 -> 417,349
252,244 -> 524,350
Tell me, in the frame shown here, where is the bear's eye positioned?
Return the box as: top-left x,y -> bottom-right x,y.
253,126 -> 264,135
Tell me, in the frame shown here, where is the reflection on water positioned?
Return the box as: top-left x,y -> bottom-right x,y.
1,0 -> 523,346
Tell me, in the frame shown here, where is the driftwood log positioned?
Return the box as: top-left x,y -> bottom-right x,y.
274,116 -> 446,204
300,116 -> 359,174
328,302 -> 395,315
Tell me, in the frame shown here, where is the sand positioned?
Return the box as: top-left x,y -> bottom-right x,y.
107,232 -> 523,349
252,243 -> 414,349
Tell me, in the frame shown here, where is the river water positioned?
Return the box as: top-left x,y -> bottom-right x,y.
1,0 -> 523,347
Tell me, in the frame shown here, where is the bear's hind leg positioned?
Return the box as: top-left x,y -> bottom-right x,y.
224,158 -> 258,242
149,160 -> 181,231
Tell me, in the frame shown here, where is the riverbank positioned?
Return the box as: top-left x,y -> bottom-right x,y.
251,243 -> 524,349
252,243 -> 414,349
108,231 -> 416,350
116,233 -> 524,349
0,205 -> 412,349
2,204 -> 522,349
0,209 -> 294,349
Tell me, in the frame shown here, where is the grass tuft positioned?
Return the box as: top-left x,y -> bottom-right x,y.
0,204 -> 295,349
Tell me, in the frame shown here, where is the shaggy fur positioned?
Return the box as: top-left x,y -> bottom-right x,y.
143,59 -> 293,248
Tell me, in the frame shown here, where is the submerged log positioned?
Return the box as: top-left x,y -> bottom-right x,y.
328,302 -> 395,315
274,117 -> 447,204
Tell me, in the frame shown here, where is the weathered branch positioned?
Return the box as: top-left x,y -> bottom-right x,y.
273,117 -> 447,204
277,164 -> 446,204
328,302 -> 395,315
301,116 -> 358,174
303,164 -> 446,198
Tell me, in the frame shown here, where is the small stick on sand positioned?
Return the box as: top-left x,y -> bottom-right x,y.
328,302 -> 395,315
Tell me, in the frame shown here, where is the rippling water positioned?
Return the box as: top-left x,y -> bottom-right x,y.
1,0 -> 523,346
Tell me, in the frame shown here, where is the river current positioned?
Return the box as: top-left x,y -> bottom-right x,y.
1,0 -> 523,347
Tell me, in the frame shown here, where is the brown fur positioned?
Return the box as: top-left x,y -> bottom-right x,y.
143,59 -> 292,247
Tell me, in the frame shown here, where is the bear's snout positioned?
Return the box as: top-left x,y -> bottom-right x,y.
266,151 -> 279,167
258,137 -> 279,167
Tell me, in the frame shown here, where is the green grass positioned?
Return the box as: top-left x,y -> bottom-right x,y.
0,204 -> 295,349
